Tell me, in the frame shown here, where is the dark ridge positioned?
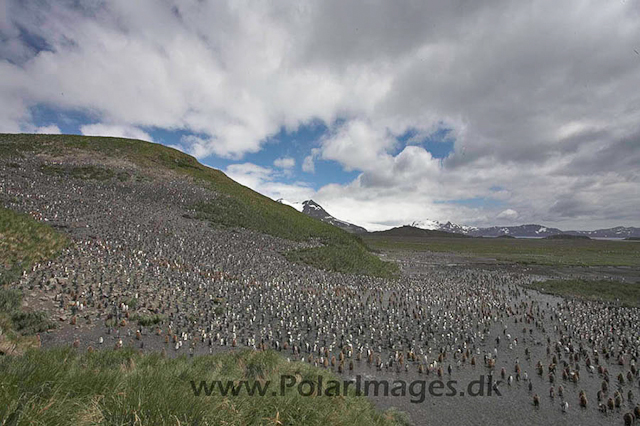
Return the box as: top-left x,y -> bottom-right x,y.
371,225 -> 470,238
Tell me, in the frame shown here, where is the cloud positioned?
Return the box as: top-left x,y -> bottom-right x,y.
320,120 -> 397,172
1,0 -> 639,228
34,124 -> 61,134
273,157 -> 295,169
225,162 -> 314,203
302,155 -> 315,173
80,124 -> 153,142
497,209 -> 519,221
225,163 -> 273,189
302,148 -> 320,173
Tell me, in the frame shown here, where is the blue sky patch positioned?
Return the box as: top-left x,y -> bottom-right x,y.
396,126 -> 455,159
29,105 -> 96,134
201,120 -> 359,190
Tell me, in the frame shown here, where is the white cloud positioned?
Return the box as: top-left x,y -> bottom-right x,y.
225,163 -> 273,189
80,124 -> 153,142
34,124 -> 61,134
1,0 -> 639,228
273,157 -> 295,169
497,209 -> 519,221
302,148 -> 320,173
225,162 -> 315,203
319,120 -> 404,173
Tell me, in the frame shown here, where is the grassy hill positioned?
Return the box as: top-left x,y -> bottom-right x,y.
0,133 -> 397,278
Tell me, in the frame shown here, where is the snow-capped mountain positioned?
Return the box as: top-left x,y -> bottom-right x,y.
566,226 -> 640,238
410,219 -> 442,230
410,220 -> 640,238
410,221 -> 564,237
439,221 -> 480,234
277,199 -> 368,234
410,219 -> 480,234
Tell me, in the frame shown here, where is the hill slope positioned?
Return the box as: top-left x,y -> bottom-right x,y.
0,133 -> 396,278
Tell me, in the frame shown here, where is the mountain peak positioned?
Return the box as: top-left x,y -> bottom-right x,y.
302,199 -> 324,212
277,198 -> 367,233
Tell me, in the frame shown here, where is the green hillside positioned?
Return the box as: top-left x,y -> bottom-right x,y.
0,133 -> 397,278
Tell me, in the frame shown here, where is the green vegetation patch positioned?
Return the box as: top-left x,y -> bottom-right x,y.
130,313 -> 165,327
285,244 -> 399,278
0,206 -> 70,286
9,310 -> 55,334
0,348 -> 407,426
525,279 -> 640,308
0,288 -> 22,312
364,235 -> 640,267
0,287 -> 55,354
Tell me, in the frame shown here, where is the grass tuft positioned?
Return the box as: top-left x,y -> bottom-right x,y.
129,314 -> 165,327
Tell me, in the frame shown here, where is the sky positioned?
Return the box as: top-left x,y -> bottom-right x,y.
1,0 -> 639,231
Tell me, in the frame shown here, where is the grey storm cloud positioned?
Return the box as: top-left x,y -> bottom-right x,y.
1,0 -> 639,229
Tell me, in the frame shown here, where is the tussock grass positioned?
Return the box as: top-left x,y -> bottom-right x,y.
0,286 -> 56,350
0,348 -> 407,425
0,287 -> 52,355
0,206 -> 70,285
0,288 -> 22,312
1,133 -> 398,277
285,244 -> 398,279
525,279 -> 640,307
9,310 -> 55,334
129,313 -> 165,327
